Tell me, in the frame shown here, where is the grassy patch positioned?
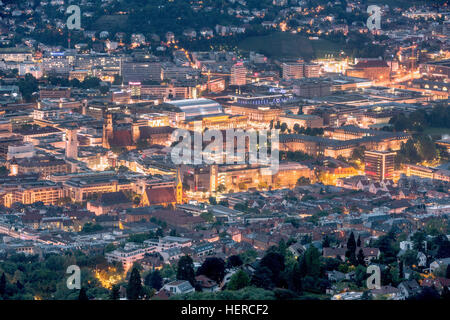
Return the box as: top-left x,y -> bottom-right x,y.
238,32 -> 342,60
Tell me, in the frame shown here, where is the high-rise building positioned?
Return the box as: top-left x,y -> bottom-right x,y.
282,61 -> 304,80
230,63 -> 247,86
304,63 -> 321,78
364,150 -> 396,181
121,61 -> 162,83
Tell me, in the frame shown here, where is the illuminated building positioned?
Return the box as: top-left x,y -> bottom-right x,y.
207,77 -> 226,93
280,132 -> 408,158
405,164 -> 450,183
166,98 -> 223,120
272,162 -> 312,188
293,79 -> 332,98
180,162 -> 311,193
304,63 -> 321,78
129,83 -> 193,99
230,63 -> 247,86
121,61 -> 162,83
230,105 -> 283,123
436,137 -> 450,153
420,60 -> 450,80
181,114 -> 248,131
324,126 -> 383,141
7,143 -> 35,160
161,63 -> 200,81
405,164 -> 434,180
63,172 -> 134,202
39,88 -> 71,100
282,61 -> 304,80
105,244 -> 156,272
42,52 -> 71,76
111,90 -> 131,104
68,70 -> 90,81
0,135 -> 23,159
138,113 -> 170,127
141,168 -> 183,206
4,181 -> 63,207
278,114 -> 323,129
0,47 -> 33,62
8,156 -> 70,177
102,112 -> 176,150
364,150 -> 396,181
346,60 -> 390,81
17,125 -> 62,143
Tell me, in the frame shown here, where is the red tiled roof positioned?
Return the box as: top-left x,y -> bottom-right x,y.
111,129 -> 132,147
195,275 -> 217,288
144,187 -> 176,205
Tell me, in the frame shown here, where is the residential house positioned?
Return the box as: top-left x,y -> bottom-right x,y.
195,275 -> 219,292
162,280 -> 195,295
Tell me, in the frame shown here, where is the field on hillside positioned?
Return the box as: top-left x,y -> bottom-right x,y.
238,32 -> 343,60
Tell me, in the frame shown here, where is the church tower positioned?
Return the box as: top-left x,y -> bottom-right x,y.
103,113 -> 114,149
131,122 -> 140,144
175,166 -> 183,204
65,127 -> 79,159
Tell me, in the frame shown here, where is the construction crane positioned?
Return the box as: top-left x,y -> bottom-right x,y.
396,44 -> 418,71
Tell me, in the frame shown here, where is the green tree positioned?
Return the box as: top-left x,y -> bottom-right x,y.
290,260 -> 303,294
346,232 -> 357,264
400,250 -> 418,267
110,285 -> 120,300
197,257 -> 226,284
18,73 -> 38,102
351,146 -> 366,162
251,266 -> 274,290
227,270 -> 250,290
357,249 -> 366,266
177,255 -> 195,285
145,270 -> 163,291
0,272 -> 6,296
200,211 -> 214,223
300,246 -> 321,278
411,231 -> 426,252
208,196 -> 217,205
226,255 -> 243,268
78,287 -> 89,300
127,267 -> 143,300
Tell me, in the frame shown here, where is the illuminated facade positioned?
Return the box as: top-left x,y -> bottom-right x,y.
278,114 -> 323,129
181,114 -> 248,131
4,181 -> 63,207
364,150 -> 396,181
230,63 -> 247,86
